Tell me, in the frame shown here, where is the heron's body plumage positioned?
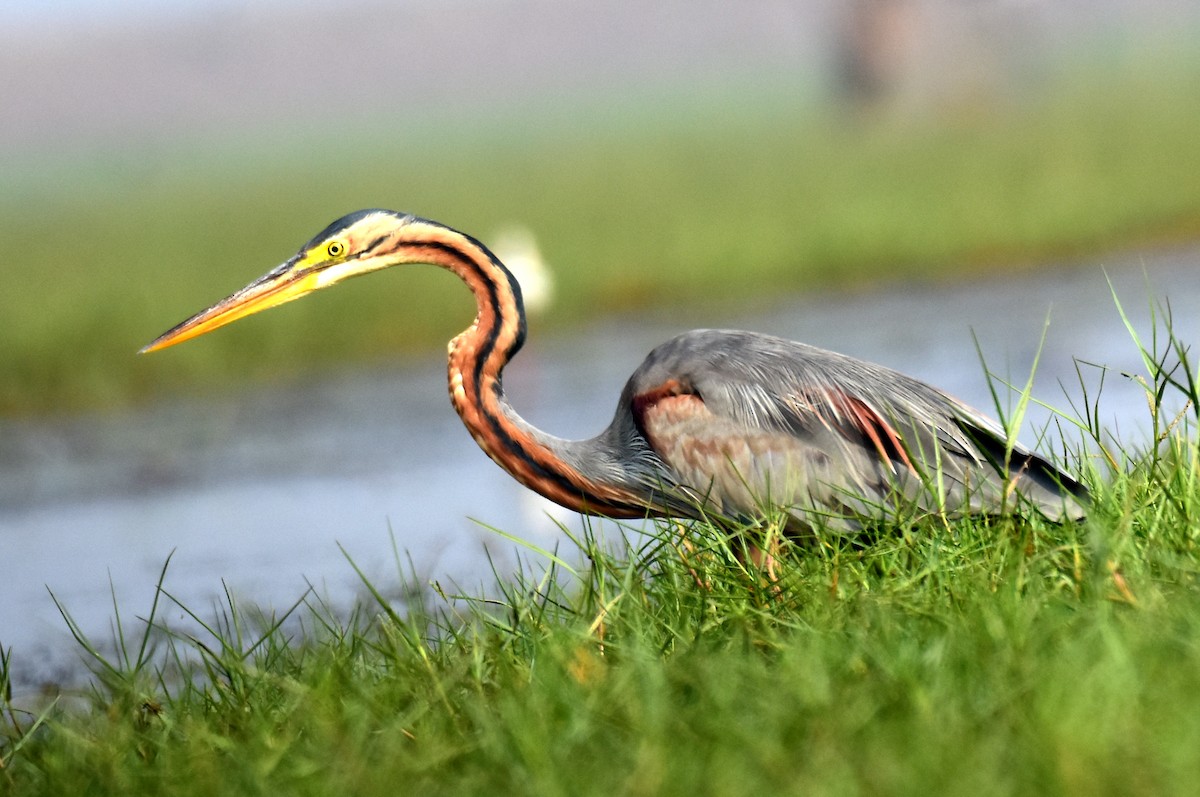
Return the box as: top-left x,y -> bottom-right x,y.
592,329 -> 1088,530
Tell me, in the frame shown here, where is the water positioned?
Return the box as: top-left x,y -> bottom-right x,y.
2,245 -> 1198,689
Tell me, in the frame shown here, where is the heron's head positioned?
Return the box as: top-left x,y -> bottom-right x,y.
141,209 -> 416,353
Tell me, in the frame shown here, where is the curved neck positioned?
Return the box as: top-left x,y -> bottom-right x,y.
398,221 -> 651,517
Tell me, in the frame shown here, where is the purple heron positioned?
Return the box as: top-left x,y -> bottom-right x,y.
143,210 -> 1087,535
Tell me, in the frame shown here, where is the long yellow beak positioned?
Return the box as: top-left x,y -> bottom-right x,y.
141,257 -> 320,354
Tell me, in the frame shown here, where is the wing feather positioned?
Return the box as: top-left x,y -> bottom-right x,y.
625,329 -> 1086,530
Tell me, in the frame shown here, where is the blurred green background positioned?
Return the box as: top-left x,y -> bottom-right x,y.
3,0 -> 1199,414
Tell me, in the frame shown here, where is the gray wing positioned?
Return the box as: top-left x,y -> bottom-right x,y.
620,329 -> 1087,531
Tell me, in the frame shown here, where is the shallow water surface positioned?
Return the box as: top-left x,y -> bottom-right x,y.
2,246 -> 1197,688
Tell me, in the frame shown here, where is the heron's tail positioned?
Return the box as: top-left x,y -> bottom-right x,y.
955,418 -> 1089,522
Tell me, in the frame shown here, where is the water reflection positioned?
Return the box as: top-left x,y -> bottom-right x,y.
2,245 -> 1197,687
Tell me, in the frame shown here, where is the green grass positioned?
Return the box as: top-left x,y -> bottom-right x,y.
3,57 -> 1200,413
2,299 -> 1199,795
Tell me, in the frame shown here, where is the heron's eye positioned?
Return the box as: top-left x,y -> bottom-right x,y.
326,240 -> 347,258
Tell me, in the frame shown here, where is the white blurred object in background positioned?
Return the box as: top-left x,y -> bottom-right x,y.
490,225 -> 554,317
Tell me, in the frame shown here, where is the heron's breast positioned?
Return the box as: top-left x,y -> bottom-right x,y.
636,391 -> 822,512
